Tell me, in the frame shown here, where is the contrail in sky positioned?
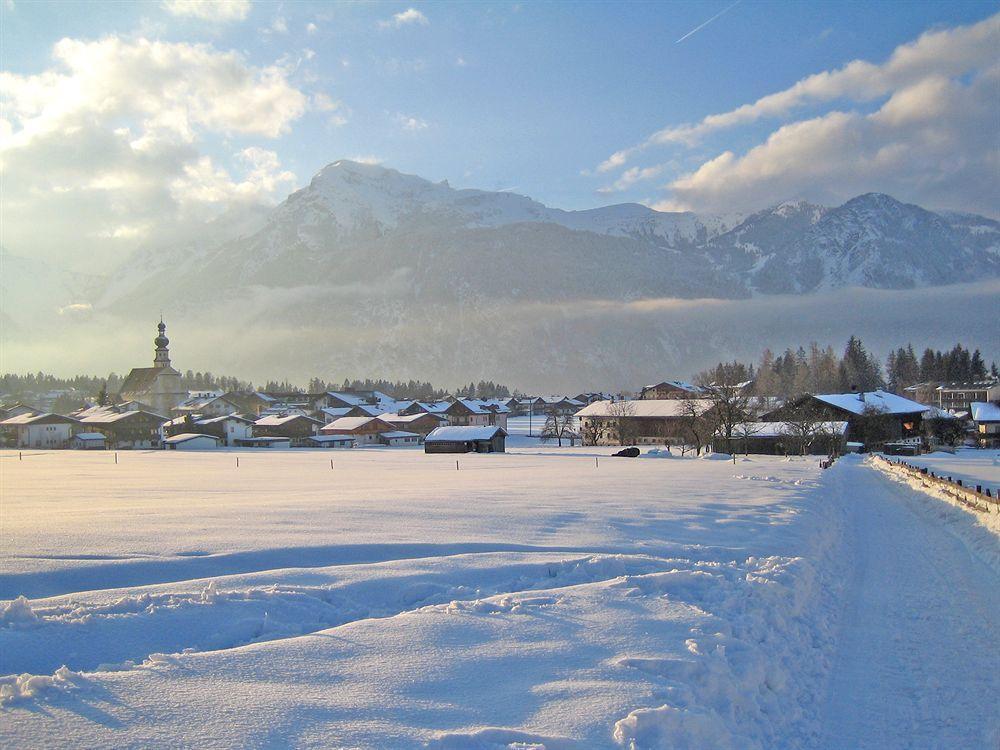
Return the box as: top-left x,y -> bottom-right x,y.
675,0 -> 742,44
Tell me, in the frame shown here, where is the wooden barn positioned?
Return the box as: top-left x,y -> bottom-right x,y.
424,426 -> 507,453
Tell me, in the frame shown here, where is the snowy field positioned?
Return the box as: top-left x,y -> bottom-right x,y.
893,448 -> 1000,494
1,447 -> 998,748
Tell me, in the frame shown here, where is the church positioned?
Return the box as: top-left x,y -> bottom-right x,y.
118,320 -> 187,417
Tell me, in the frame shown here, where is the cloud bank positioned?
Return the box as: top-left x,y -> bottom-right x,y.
599,13 -> 1000,217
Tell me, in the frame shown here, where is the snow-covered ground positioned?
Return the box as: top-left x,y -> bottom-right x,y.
1,448 -> 997,748
893,448 -> 1000,492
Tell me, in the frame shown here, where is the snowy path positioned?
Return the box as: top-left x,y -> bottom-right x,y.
818,460 -> 1000,749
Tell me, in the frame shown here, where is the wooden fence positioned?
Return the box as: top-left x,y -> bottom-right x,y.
872,454 -> 1000,514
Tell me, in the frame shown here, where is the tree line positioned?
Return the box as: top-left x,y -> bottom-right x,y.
697,338 -> 996,398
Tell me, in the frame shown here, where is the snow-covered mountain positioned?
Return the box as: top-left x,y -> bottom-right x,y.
5,161 -> 997,389
98,161 -> 999,313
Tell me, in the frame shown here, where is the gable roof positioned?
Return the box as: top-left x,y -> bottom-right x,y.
425,425 -> 507,442
812,390 -> 929,416
322,416 -> 393,431
254,414 -> 322,426
575,399 -> 713,418
0,412 -> 79,426
642,380 -> 706,394
970,401 -> 1000,422
164,433 -> 221,445
119,366 -> 178,396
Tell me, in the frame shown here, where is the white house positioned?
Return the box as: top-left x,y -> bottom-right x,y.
163,433 -> 221,450
194,414 -> 254,446
0,412 -> 78,448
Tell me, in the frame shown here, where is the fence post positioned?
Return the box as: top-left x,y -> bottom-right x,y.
236,456 -> 239,468
115,452 -> 118,465
456,460 -> 459,471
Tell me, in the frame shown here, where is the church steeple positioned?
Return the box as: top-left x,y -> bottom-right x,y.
153,318 -> 172,368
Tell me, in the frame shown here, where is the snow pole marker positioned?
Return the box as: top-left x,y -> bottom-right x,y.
115,452 -> 118,465
456,460 -> 459,471
330,459 -> 334,470
236,456 -> 239,468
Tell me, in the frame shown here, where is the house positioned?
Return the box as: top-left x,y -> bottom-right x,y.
380,412 -> 447,436
221,391 -> 275,416
71,432 -> 107,450
533,397 -> 584,417
935,380 -> 1000,413
763,390 -> 929,448
172,394 -> 239,417
253,414 -> 322,445
301,434 -> 355,449
0,402 -> 43,421
192,414 -> 254,446
424,425 -> 507,453
970,401 -> 1000,447
0,413 -> 79,448
575,399 -> 714,446
379,430 -> 421,447
639,381 -> 707,400
728,421 -> 848,456
163,433 -> 221,450
76,406 -> 169,449
320,416 -> 395,445
118,320 -> 187,417
574,392 -> 613,405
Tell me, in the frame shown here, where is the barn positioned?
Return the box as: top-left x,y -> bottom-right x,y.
163,433 -> 221,450
424,426 -> 507,453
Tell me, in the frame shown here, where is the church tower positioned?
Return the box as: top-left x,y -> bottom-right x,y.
153,319 -> 172,367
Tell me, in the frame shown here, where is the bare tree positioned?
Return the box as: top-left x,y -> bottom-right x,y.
732,419 -> 763,455
607,399 -> 637,446
703,382 -> 755,454
541,412 -> 578,447
580,415 -> 603,446
677,398 -> 711,456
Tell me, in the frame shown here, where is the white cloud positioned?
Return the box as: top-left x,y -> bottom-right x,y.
0,36 -> 308,269
162,0 -> 250,22
306,22 -> 318,34
661,65 -> 1000,217
598,164 -> 664,194
271,15 -> 288,34
349,154 -> 382,165
599,12 -> 1000,168
380,7 -> 429,29
395,113 -> 428,131
598,12 -> 1000,218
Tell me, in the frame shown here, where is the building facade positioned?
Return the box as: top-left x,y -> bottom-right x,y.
118,320 -> 187,417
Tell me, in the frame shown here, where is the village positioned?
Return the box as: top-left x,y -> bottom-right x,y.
1,321 -> 998,456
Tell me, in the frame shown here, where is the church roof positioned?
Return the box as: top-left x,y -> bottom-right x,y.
119,366 -> 179,397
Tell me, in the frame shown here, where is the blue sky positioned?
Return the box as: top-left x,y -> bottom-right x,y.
2,0 -> 998,269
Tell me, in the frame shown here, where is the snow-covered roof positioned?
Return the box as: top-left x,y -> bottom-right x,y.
382,412 -> 446,424
575,399 -> 713,418
305,434 -> 355,443
425,425 -> 507,441
380,431 -> 419,439
970,401 -> 1000,422
642,380 -> 705,394
254,414 -> 321,426
164,433 -> 220,444
72,432 -> 106,440
323,416 -> 389,431
921,406 -> 958,420
812,390 -> 929,416
733,421 -> 848,438
0,412 -> 78,425
197,414 -> 253,425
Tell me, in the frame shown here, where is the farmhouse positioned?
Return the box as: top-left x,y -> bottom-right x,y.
76,406 -> 169,449
253,414 -> 322,445
169,414 -> 256,446
764,390 -> 929,448
575,399 -> 713,446
728,421 -> 848,456
424,425 -> 507,453
380,412 -> 447,436
0,413 -> 79,448
172,393 -> 239,417
320,416 -> 394,445
379,430 -> 421,447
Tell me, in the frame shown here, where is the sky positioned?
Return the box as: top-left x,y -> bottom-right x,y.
1,0 -> 998,271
